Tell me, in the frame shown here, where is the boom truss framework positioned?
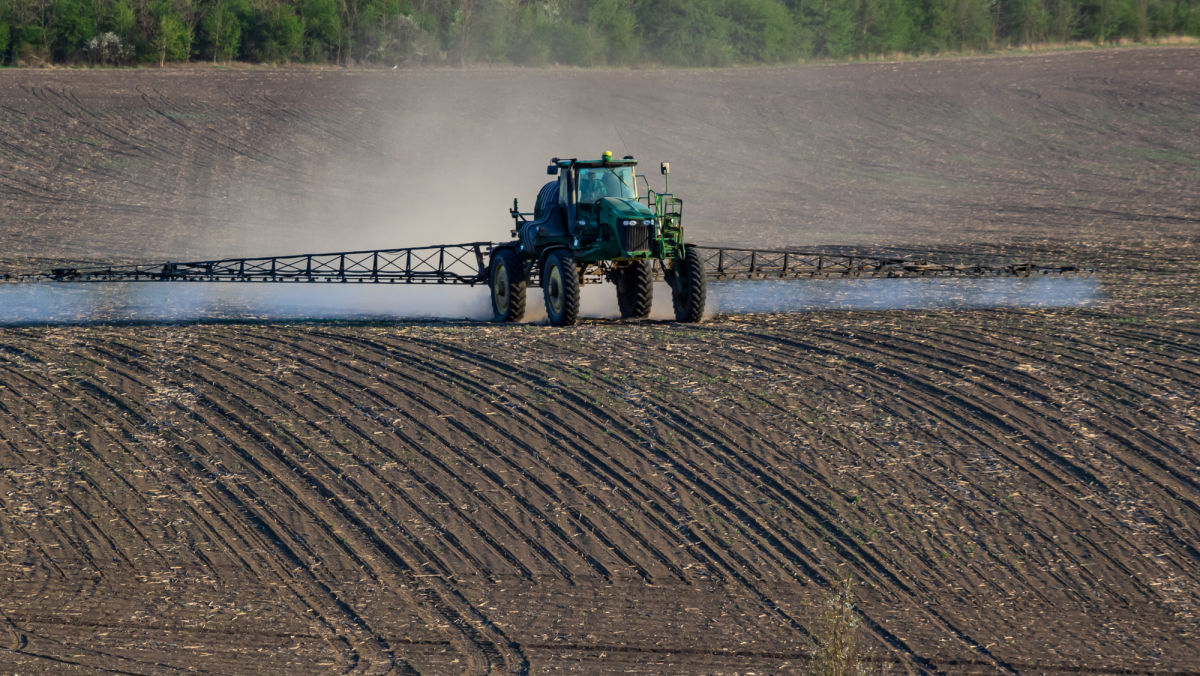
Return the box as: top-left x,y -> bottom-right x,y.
13,243 -> 1083,285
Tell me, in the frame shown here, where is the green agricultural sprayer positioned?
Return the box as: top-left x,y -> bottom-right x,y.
8,151 -> 1085,325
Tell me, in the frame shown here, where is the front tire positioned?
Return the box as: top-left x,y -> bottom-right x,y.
490,248 -> 526,322
542,249 -> 580,326
669,246 -> 706,323
615,261 -> 653,319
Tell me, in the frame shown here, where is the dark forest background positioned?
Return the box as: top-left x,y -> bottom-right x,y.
1,0 -> 1197,67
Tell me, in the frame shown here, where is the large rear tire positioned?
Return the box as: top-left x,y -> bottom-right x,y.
542,249 -> 580,326
489,248 -> 526,322
670,246 -> 706,323
615,261 -> 653,319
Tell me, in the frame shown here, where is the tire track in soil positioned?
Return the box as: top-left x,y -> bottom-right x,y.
595,327 -> 1066,607
918,322 -> 1200,561
5,332 -> 272,585
991,323 -> 1200,453
694,322 -> 1200,668
79,338 -> 448,672
254,327 -> 689,585
137,87 -> 283,167
145,331 -> 522,674
0,363 -> 247,672
519,328 -> 1021,672
191,337 -> 544,585
27,87 -> 155,160
712,333 -> 1122,602
745,325 -> 1141,575
609,326 -> 1123,667
87,331 -> 542,672
216,329 -> 619,585
754,325 -> 1189,598
365,329 -> 963,670
932,322 -> 1200,482
302,328 -> 840,662
841,322 -> 1200,566
193,331 -> 582,589
337,328 -> 803,583
0,357 -> 172,575
223,326 -> 812,664
8,333 -> 394,674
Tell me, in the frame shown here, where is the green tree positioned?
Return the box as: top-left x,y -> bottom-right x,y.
198,0 -> 248,62
1046,0 -> 1077,41
791,0 -> 856,57
1080,0 -> 1136,40
1001,0 -> 1049,44
852,0 -> 917,54
50,0 -> 96,60
506,4 -> 551,64
0,0 -> 10,64
103,0 -> 137,42
588,0 -> 639,64
639,0 -> 735,66
549,15 -> 597,64
245,3 -> 303,62
300,0 -> 342,61
11,0 -> 52,63
0,20 -> 9,65
725,0 -> 797,61
153,9 -> 192,65
346,0 -> 415,65
1187,0 -> 1200,34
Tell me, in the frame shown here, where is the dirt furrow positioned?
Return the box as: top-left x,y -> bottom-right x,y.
611,325 -> 1062,605
529,326 -> 1027,672
168,331 -> 523,673
380,329 -> 973,668
226,331 -> 613,587
53,333 -> 403,673
289,327 -> 695,584
787,328 -> 1190,597
848,322 -> 1200,559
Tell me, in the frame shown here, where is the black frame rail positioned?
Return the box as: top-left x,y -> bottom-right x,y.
22,243 -> 494,285
10,243 -> 1084,286
691,246 -> 1083,279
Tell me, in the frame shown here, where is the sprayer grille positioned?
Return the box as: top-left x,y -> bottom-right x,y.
621,224 -> 652,253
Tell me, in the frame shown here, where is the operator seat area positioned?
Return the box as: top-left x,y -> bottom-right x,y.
601,172 -> 621,198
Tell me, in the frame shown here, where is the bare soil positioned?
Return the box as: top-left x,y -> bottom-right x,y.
0,47 -> 1197,673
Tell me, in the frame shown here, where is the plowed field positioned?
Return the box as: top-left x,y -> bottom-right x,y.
1,47 -> 1198,673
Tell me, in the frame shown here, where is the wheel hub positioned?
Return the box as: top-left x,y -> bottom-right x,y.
546,265 -> 563,314
493,262 -> 509,311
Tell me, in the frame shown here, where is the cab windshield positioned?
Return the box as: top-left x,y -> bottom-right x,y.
577,166 -> 636,203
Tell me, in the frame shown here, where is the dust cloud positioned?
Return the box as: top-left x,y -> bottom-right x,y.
4,68 -> 1103,324
183,71 -> 648,321
215,71 -> 639,258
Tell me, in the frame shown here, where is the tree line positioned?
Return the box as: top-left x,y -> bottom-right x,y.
0,0 -> 1197,67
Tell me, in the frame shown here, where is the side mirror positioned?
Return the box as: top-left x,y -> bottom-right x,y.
660,162 -> 670,175
547,164 -> 559,175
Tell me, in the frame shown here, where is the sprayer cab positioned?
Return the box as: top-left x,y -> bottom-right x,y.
491,151 -> 704,326
509,152 -> 684,263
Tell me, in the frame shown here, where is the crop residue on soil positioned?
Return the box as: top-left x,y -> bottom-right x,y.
0,47 -> 1197,673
